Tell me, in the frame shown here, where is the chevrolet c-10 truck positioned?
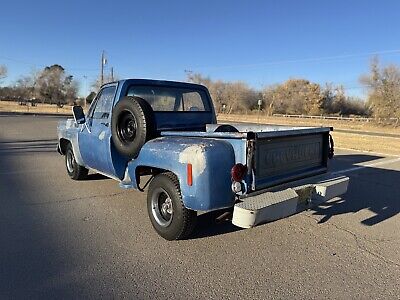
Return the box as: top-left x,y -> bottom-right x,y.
57,79 -> 349,240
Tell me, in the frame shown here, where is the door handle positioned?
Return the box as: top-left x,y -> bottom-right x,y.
100,122 -> 109,127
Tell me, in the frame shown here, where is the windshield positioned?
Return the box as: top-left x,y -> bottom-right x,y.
126,85 -> 210,112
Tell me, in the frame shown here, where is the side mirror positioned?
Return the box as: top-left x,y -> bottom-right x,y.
72,106 -> 86,125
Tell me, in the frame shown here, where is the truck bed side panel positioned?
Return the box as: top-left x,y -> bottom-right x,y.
127,137 -> 236,211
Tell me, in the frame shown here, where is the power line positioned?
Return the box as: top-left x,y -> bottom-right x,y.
0,55 -> 44,68
0,55 -> 98,72
191,49 -> 400,71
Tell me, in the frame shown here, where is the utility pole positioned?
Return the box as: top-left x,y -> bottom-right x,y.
184,69 -> 193,81
257,99 -> 262,124
111,67 -> 114,82
83,75 -> 88,109
100,50 -> 106,86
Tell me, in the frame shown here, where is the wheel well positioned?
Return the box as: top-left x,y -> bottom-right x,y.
59,138 -> 70,155
135,166 -> 177,189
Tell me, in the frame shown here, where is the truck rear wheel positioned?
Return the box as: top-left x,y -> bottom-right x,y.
111,96 -> 155,159
147,172 -> 197,240
65,144 -> 88,180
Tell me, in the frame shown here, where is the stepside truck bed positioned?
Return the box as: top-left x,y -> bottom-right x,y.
164,123 -> 332,193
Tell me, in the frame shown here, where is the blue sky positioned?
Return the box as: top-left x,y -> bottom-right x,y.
1,0 -> 400,97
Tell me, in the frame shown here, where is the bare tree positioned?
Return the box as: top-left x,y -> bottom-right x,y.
15,76 -> 35,100
360,57 -> 400,119
186,72 -> 257,113
0,65 -> 7,84
186,72 -> 373,116
91,73 -> 119,92
34,64 -> 79,104
262,79 -> 323,115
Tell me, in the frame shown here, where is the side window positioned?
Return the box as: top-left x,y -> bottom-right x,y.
87,91 -> 101,118
92,86 -> 116,119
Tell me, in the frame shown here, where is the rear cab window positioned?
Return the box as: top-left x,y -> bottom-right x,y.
126,85 -> 210,112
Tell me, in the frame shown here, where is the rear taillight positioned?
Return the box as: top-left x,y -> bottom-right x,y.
187,163 -> 193,186
231,163 -> 247,182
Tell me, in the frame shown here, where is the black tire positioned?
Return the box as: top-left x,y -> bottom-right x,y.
111,96 -> 155,159
147,172 -> 197,240
65,144 -> 88,180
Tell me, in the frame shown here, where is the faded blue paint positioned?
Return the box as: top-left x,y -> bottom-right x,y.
57,78 -> 332,213
160,131 -> 248,165
77,82 -> 124,177
126,137 -> 236,211
57,119 -> 85,166
58,79 -> 238,211
161,131 -> 246,139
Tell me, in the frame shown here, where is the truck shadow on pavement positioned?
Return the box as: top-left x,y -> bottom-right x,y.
184,153 -> 400,239
0,139 -> 111,181
84,173 -> 110,181
311,154 -> 400,226
0,138 -> 87,298
192,153 -> 400,238
0,138 -> 58,154
191,209 -> 241,239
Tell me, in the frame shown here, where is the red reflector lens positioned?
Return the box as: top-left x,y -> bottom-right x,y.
187,163 -> 193,186
231,163 -> 247,182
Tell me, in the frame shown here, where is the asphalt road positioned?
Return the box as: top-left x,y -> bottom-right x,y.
0,115 -> 399,299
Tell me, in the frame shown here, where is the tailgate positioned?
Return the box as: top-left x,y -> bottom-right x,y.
253,128 -> 330,190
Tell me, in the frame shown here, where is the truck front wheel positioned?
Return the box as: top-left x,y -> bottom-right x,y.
65,144 -> 88,180
147,172 -> 197,240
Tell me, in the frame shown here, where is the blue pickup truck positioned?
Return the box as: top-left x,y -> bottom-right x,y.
57,79 -> 349,240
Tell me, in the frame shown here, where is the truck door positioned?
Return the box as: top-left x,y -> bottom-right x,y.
78,85 -> 117,176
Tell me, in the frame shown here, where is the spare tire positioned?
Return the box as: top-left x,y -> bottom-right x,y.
214,124 -> 239,133
111,96 -> 155,159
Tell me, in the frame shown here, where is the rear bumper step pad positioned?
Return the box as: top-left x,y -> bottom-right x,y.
232,176 -> 349,229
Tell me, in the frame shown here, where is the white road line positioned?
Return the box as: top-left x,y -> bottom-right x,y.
331,158 -> 400,175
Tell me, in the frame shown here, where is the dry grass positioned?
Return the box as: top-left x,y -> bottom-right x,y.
218,113 -> 400,156
218,113 -> 399,135
0,100 -> 73,115
331,132 -> 400,156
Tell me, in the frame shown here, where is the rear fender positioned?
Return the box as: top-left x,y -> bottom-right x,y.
127,137 -> 236,211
